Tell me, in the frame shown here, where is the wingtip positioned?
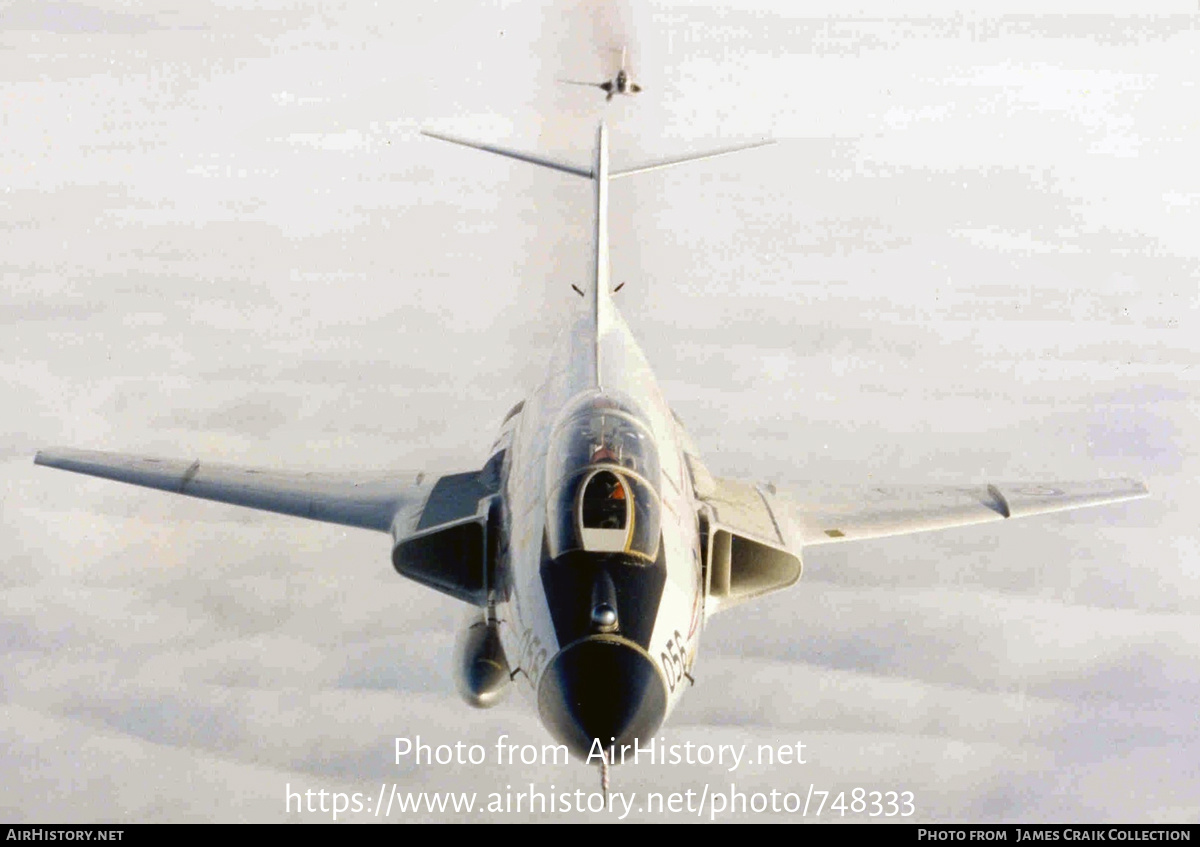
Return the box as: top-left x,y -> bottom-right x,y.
34,447 -> 74,468
420,128 -> 459,143
33,447 -> 60,467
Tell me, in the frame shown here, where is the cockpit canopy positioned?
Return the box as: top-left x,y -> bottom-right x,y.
546,394 -> 662,562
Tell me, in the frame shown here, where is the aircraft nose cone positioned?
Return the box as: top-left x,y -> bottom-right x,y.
537,636 -> 668,759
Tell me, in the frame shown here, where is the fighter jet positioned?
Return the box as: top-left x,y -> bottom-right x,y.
35,124 -> 1147,781
562,46 -> 642,101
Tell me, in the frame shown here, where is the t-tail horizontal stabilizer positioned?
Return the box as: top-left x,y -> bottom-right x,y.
421,127 -> 774,183
420,130 -> 593,179
609,139 -> 774,178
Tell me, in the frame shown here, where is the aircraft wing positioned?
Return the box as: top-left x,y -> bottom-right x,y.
768,478 -> 1149,548
559,79 -> 609,90
687,473 -> 1146,614
34,447 -> 443,533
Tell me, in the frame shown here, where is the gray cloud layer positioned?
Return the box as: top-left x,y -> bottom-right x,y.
2,0 -> 1195,823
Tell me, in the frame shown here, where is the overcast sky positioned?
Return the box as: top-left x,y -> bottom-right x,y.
2,0 -> 1197,823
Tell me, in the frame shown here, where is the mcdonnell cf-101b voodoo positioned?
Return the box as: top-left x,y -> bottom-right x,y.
561,47 -> 642,101
36,124 -> 1147,780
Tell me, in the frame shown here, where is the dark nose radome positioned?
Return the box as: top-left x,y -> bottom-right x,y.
537,636 -> 668,759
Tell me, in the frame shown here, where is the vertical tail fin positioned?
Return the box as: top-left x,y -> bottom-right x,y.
420,125 -> 774,383
592,124 -> 613,345
420,127 -> 773,294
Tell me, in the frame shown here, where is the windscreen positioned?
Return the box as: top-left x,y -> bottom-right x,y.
545,395 -> 661,562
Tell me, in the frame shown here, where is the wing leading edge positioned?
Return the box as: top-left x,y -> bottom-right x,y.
767,477 -> 1149,548
34,447 -> 440,533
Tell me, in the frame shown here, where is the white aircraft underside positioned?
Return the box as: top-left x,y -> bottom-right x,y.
35,123 -> 1148,765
